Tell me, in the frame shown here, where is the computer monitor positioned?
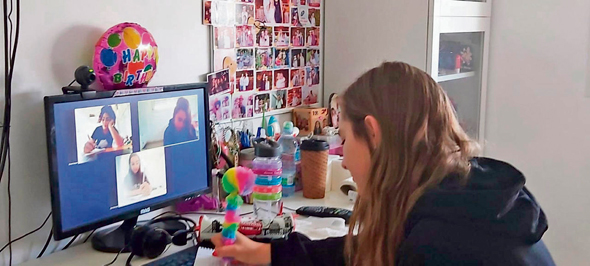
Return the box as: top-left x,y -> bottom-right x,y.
44,83 -> 212,253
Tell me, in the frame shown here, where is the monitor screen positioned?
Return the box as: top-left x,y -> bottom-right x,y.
44,84 -> 211,239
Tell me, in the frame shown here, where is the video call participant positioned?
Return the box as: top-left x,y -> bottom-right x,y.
164,97 -> 198,146
84,105 -> 124,154
125,153 -> 151,197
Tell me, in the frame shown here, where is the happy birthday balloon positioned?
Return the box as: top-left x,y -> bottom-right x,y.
93,22 -> 158,90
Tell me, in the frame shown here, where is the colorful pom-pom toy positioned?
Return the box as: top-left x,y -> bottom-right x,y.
221,167 -> 255,255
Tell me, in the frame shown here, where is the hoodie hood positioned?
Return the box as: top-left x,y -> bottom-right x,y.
407,157 -> 548,244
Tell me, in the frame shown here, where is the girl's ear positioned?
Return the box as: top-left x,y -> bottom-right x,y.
364,115 -> 382,149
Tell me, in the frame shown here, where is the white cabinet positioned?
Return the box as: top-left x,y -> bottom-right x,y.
435,0 -> 492,17
324,0 -> 491,145
428,1 -> 491,144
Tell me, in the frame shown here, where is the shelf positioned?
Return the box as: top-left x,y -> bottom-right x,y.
436,71 -> 475,82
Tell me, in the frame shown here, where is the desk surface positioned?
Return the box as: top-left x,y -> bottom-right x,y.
21,192 -> 353,266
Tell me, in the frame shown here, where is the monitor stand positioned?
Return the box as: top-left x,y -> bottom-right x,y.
91,217 -> 187,253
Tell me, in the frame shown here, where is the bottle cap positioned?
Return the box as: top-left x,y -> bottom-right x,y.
253,138 -> 281,158
283,121 -> 294,135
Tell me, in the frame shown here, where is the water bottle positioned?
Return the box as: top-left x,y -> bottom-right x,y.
252,138 -> 283,220
278,122 -> 299,197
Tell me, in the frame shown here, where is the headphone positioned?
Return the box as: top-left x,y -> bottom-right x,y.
129,216 -> 197,259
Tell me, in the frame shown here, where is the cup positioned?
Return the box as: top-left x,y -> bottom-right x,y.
300,139 -> 329,199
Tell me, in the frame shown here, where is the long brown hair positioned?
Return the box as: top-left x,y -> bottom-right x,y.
342,62 -> 479,266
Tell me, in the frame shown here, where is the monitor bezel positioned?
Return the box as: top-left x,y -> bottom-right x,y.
44,83 -> 212,240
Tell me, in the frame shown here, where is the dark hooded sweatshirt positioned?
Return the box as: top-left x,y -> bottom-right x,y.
270,158 -> 555,265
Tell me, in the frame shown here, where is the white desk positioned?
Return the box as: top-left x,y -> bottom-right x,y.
20,192 -> 353,266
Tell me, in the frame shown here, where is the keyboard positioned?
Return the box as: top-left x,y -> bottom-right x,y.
143,246 -> 198,266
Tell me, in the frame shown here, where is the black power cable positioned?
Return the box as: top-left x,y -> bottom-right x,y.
0,212 -> 52,254
62,234 -> 78,250
37,229 -> 53,259
1,0 -> 21,264
83,229 -> 96,244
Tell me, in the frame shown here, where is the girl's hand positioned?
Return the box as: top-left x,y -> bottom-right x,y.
84,139 -> 96,153
211,232 -> 271,265
140,182 -> 151,196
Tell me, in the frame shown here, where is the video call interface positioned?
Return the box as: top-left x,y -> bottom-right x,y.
51,89 -> 209,232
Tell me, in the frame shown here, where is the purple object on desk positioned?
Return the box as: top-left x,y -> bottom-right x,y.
176,195 -> 219,213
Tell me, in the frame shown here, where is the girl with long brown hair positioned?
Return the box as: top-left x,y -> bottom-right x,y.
212,62 -> 554,265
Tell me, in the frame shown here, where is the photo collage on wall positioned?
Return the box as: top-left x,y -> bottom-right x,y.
204,0 -> 321,122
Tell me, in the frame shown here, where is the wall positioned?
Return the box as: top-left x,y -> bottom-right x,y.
0,1 -> 211,265
323,0 -> 429,104
485,0 -> 590,264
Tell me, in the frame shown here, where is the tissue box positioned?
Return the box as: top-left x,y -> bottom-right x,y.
293,107 -> 328,136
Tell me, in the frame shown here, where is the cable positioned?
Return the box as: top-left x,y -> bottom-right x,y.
62,234 -> 78,250
283,205 -> 297,212
2,1 -> 21,264
37,229 -> 53,259
124,253 -> 134,266
7,145 -> 11,265
0,212 -> 52,253
103,246 -> 127,266
83,229 -> 96,243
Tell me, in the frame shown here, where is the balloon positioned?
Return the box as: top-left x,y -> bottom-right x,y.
100,49 -> 117,67
107,33 -> 121,48
93,22 -> 158,90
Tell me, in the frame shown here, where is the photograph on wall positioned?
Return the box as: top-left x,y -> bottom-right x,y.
279,0 -> 291,25
291,7 -> 301,26
236,70 -> 255,92
255,93 -> 271,114
291,0 -> 306,5
273,48 -> 290,69
236,25 -> 255,48
306,49 -> 320,67
210,93 -> 232,123
306,27 -> 320,47
290,68 -> 305,87
254,0 -> 289,25
74,104 -> 132,164
303,85 -> 319,105
237,49 -> 255,70
255,48 -> 273,70
256,26 -> 273,47
291,27 -> 305,47
271,89 -> 288,110
291,49 -> 306,68
214,49 -> 237,82
297,4 -> 310,26
288,87 -> 302,107
232,92 -> 255,119
274,69 -> 289,90
274,26 -> 290,47
236,3 -> 255,25
137,96 -> 200,150
203,1 -> 213,25
306,66 -> 320,86
214,1 -> 236,26
207,69 -> 231,96
115,148 -> 167,208
256,70 -> 273,92
308,0 -> 321,8
215,27 -> 236,49
308,8 -> 320,27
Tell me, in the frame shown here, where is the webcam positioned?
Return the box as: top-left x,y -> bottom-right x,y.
74,66 -> 96,90
62,66 -> 97,95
